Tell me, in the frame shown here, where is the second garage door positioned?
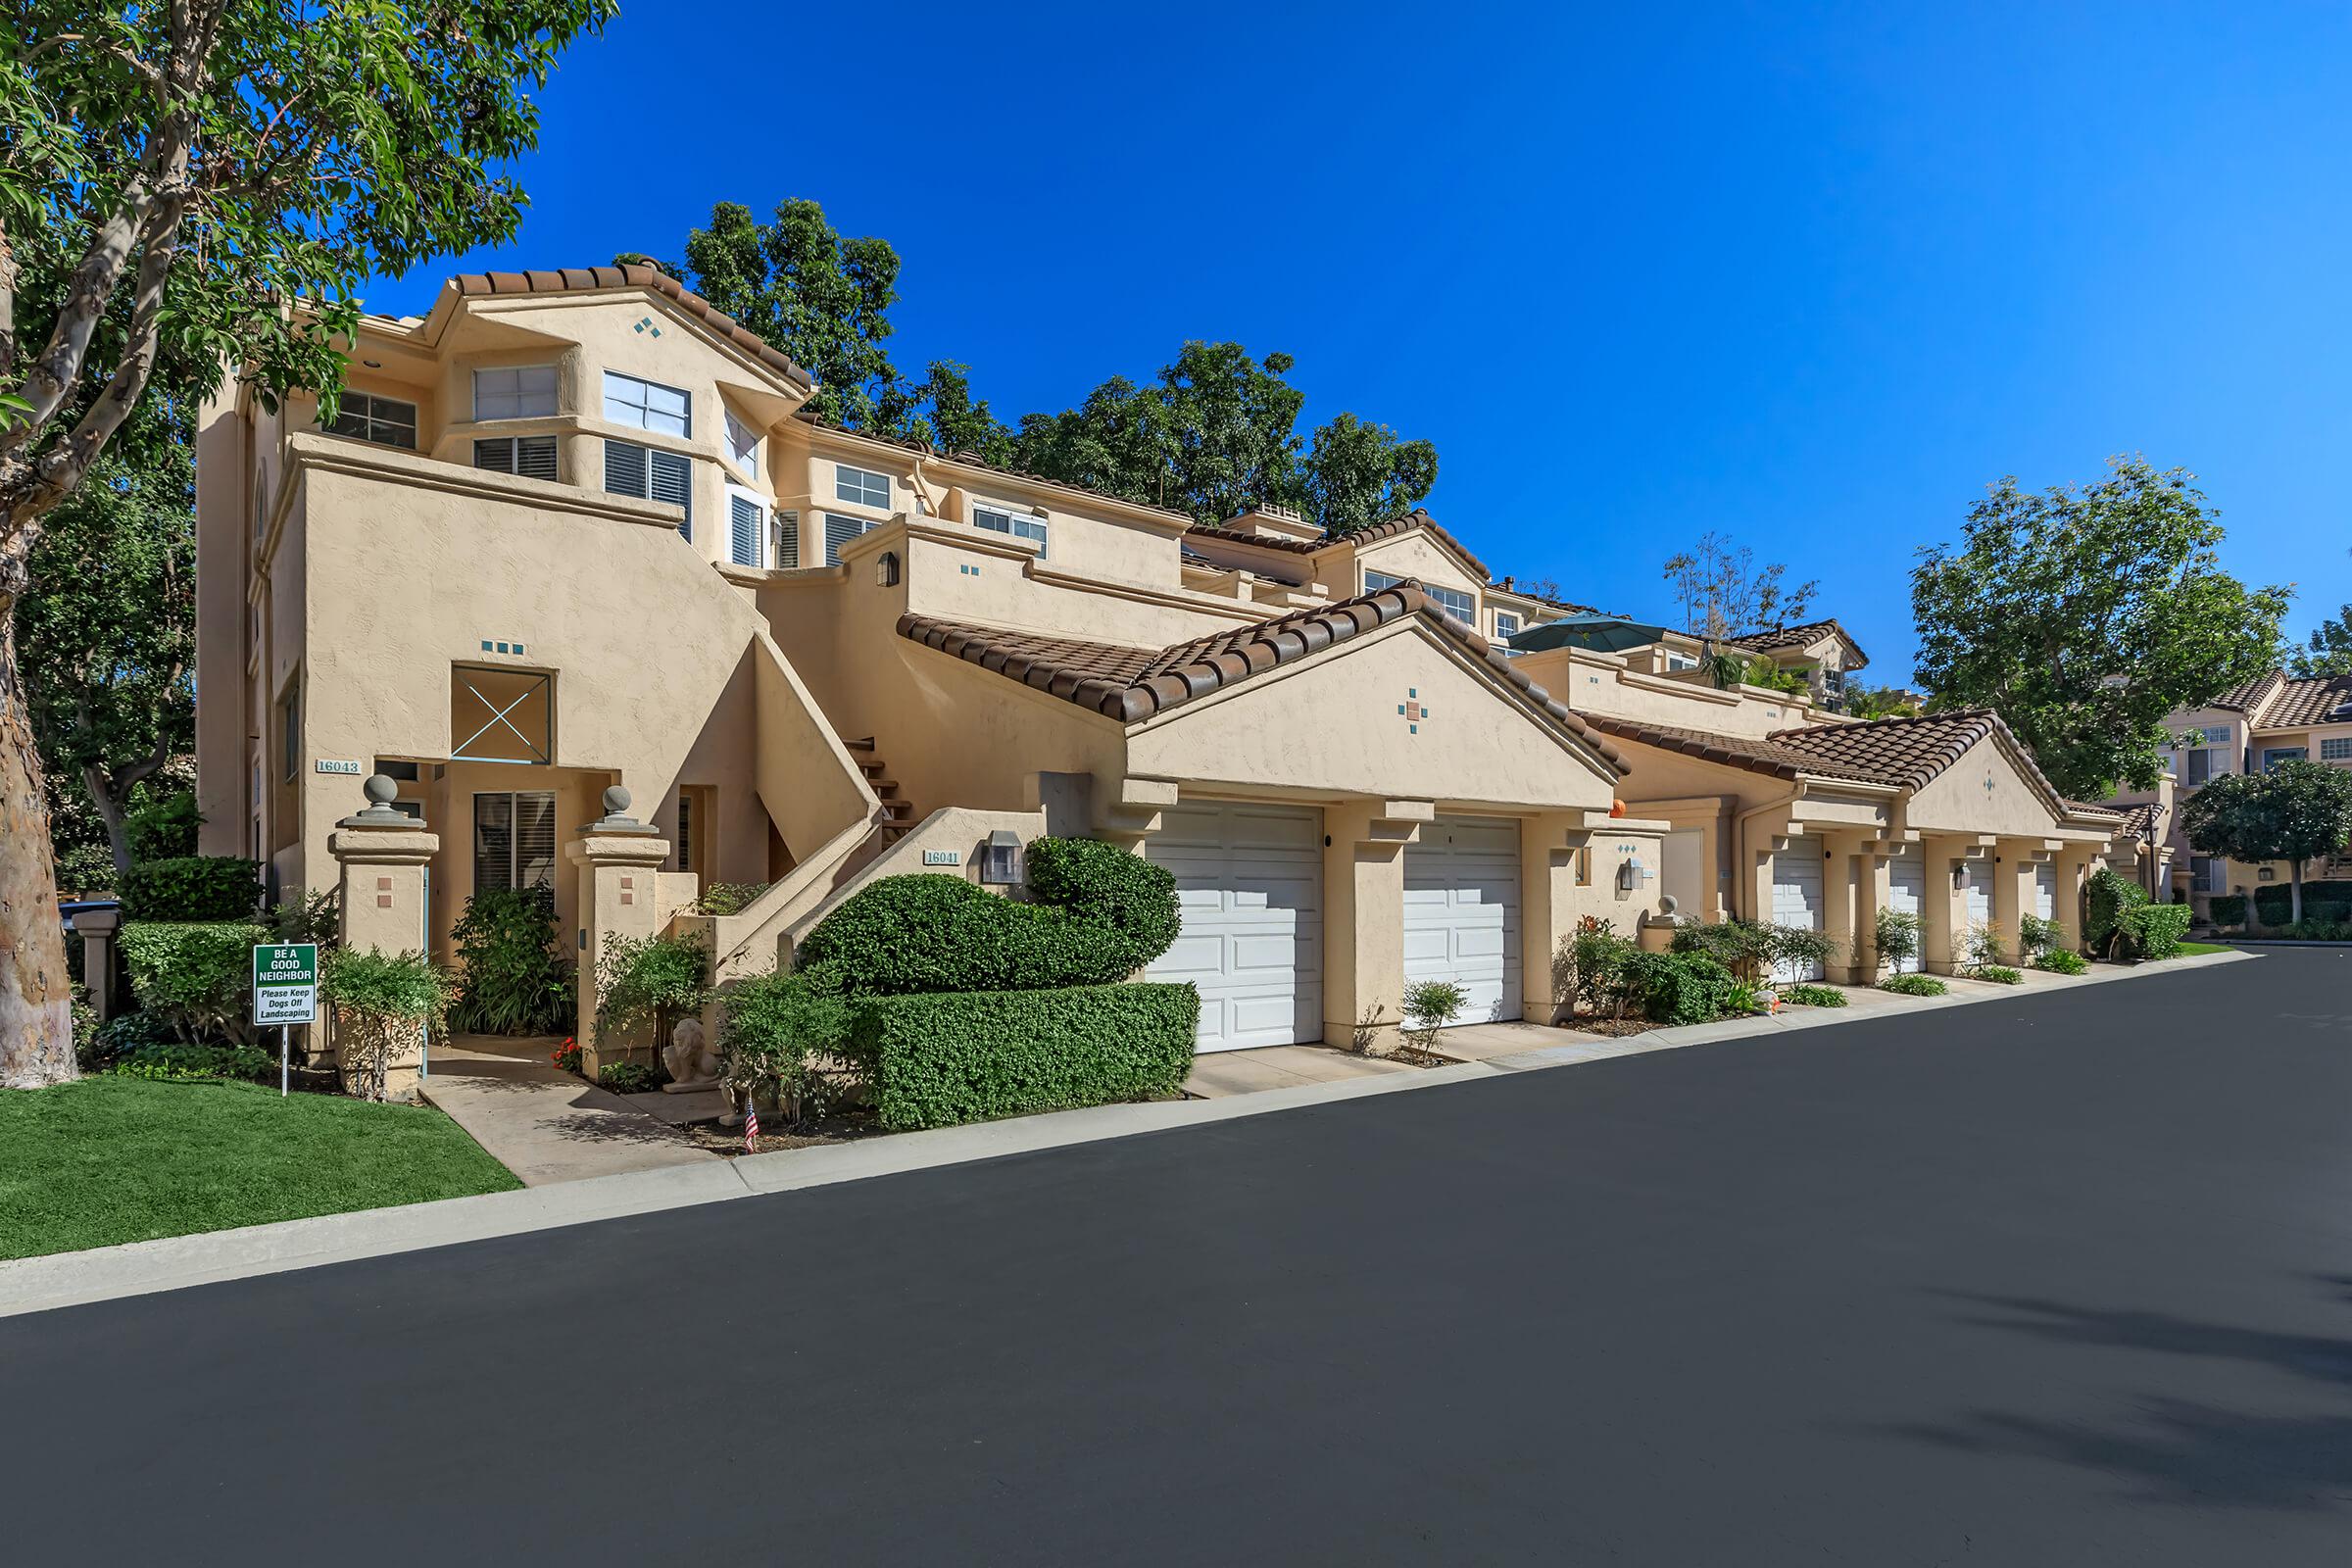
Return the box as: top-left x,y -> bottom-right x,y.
2034,862 -> 2056,922
1771,837 -> 1827,982
1886,854 -> 1926,973
1403,816 -> 1523,1024
1145,802 -> 1323,1054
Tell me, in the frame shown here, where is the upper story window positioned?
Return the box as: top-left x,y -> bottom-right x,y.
323,391 -> 417,449
474,435 -> 557,481
1494,612 -> 1521,640
727,488 -> 765,568
1366,569 -> 1473,624
473,366 -> 557,421
835,464 -> 892,510
820,512 -> 878,566
1663,651 -> 1700,671
2323,736 -> 2352,761
604,439 -> 693,537
724,410 -> 760,476
2262,747 -> 2307,771
972,504 -> 1047,558
604,371 -> 690,437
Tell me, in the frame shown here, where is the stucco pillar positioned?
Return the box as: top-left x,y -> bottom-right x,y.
2053,846 -> 2098,953
1819,833 -> 1874,985
1989,847 -> 2032,963
1323,799 -> 1426,1055
1519,811 -> 1585,1025
566,786 -> 673,1074
1919,836 -> 1969,976
328,777 -> 441,1101
74,906 -> 122,1023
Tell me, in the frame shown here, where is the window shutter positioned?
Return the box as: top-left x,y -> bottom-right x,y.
514,793 -> 558,888
650,449 -> 692,536
473,438 -> 516,474
515,435 -> 558,481
775,509 -> 800,569
604,438 -> 647,499
730,494 -> 760,566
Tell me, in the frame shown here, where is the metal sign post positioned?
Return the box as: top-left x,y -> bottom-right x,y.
252,943 -> 320,1098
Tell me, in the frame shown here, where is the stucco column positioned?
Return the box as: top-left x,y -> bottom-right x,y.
2053,846 -> 2098,953
566,786 -> 673,1075
74,906 -> 122,1023
1919,835 -> 1969,976
1819,833 -> 1869,985
1849,849 -> 1891,983
1990,847 -> 2033,963
1519,811 -> 1585,1025
328,776 -> 441,1101
1323,799 -> 1426,1055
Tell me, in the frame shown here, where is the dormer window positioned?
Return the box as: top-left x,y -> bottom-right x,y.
1494,612 -> 1520,640
1366,569 -> 1472,624
972,503 -> 1048,559
604,371 -> 690,438
474,366 -> 557,420
724,410 -> 760,476
834,464 -> 891,510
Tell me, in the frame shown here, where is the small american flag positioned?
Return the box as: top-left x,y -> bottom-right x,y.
743,1097 -> 760,1153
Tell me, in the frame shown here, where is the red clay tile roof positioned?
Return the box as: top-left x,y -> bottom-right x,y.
1725,617 -> 1868,665
898,581 -> 1629,771
449,265 -> 812,390
1185,508 -> 1492,580
1579,707 -> 2078,812
2255,671 -> 2352,729
2206,672 -> 2282,712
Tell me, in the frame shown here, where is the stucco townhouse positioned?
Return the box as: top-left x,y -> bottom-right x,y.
193,264 -> 2146,1064
2143,669 -> 2352,917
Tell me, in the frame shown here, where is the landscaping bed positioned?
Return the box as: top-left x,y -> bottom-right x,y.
0,1075 -> 518,1261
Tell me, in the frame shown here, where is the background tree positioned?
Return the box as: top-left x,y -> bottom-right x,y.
1301,413 -> 1440,538
2288,600 -> 2352,676
1841,684 -> 1924,720
2178,759 -> 2352,925
1911,458 -> 2289,801
0,0 -> 612,1088
17,401 -> 194,880
1661,532 -> 1818,640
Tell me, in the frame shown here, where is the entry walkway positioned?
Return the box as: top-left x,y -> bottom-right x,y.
420,1034 -> 717,1187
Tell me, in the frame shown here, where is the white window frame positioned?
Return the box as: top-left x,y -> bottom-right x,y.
971,502 -> 1047,558
604,439 -> 693,536
726,485 -> 765,568
472,434 -> 558,481
834,463 -> 892,510
1664,651 -> 1700,671
603,370 -> 691,437
2322,736 -> 2352,761
1494,612 -> 1520,640
723,410 -> 760,477
472,365 -> 558,421
322,390 -> 418,449
1367,568 -> 1473,624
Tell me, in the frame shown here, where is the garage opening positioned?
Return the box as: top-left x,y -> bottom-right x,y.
1886,853 -> 1926,973
1771,837 -> 1827,982
1144,802 -> 1323,1053
1403,815 -> 1523,1024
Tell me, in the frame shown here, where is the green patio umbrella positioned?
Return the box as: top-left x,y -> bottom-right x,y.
1504,613 -> 1677,655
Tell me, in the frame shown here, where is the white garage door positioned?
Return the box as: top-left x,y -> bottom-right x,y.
1771,837 -> 1827,982
1403,816 -> 1522,1024
2034,863 -> 2056,922
1886,855 -> 1926,973
1963,863 -> 1991,934
1145,802 -> 1323,1054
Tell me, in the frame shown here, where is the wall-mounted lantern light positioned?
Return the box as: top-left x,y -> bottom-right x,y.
1951,862 -> 1971,891
2257,865 -> 2275,882
875,550 -> 901,588
981,829 -> 1025,887
1616,854 -> 1646,892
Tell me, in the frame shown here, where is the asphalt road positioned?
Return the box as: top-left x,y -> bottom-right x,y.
7,950 -> 2351,1564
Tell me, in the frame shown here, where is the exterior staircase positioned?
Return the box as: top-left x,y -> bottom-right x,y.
845,737 -> 916,842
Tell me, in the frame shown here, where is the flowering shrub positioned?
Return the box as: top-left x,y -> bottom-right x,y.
551,1037 -> 581,1074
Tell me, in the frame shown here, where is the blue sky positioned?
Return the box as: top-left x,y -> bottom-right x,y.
370,1 -> 2352,682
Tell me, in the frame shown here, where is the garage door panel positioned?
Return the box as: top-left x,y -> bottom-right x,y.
1145,803 -> 1323,1054
2034,864 -> 2056,921
1886,857 -> 1926,972
1772,838 -> 1827,983
1402,816 -> 1523,1024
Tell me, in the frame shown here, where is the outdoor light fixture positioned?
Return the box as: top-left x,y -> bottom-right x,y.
875,551 -> 901,587
1951,863 -> 1970,891
1616,855 -> 1646,892
980,829 -> 1025,887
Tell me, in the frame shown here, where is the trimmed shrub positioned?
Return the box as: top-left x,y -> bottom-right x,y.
323,947 -> 451,1101
2086,868 -> 2193,959
1784,983 -> 1848,1007
2033,949 -> 2089,975
121,920 -> 270,1043
598,1060 -> 659,1095
2084,866 -> 2145,955
115,1041 -> 275,1083
450,885 -> 573,1036
594,931 -> 710,1048
1564,915 -> 1639,1017
2119,903 -> 2193,959
120,856 -> 262,921
693,881 -> 772,917
1979,964 -> 2024,985
1621,950 -> 1738,1025
2207,894 -> 2247,928
719,967 -> 858,1117
1880,973 -> 1948,998
2273,919 -> 2352,941
845,983 -> 1200,1131
2016,913 -> 2063,958
1873,908 -> 1923,977
2254,880 -> 2352,927
802,869 -> 1163,997
1023,837 -> 1182,972
1672,918 -> 1770,982
1402,979 -> 1468,1051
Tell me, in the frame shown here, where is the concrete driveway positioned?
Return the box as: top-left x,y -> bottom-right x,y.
4,947 -> 2349,1563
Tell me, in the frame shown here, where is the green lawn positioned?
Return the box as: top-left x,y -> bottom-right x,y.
2175,942 -> 2231,956
0,1076 -> 520,1261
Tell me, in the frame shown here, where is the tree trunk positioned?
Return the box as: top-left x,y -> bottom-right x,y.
0,606 -> 77,1086
2290,860 -> 2304,926
84,764 -> 135,877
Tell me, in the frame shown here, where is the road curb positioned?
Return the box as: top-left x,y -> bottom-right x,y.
0,947 -> 2259,1318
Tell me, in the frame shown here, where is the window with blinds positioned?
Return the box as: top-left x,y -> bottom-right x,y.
474,366 -> 558,420
727,493 -> 763,566
605,440 -> 693,536
323,391 -> 417,449
822,511 -> 874,565
724,410 -> 759,475
474,435 -> 558,480
774,510 -> 799,569
604,371 -> 691,437
972,504 -> 1047,558
473,791 -> 558,892
675,790 -> 695,873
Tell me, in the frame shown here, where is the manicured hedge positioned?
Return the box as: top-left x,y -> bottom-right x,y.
2207,894 -> 2247,927
2254,881 -> 2352,926
1621,950 -> 1737,1025
121,921 -> 270,1043
120,857 -> 262,921
799,840 -> 1179,997
2120,903 -> 2193,959
845,983 -> 1200,1131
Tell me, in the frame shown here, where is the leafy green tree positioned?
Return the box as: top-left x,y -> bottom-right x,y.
1911,458 -> 2289,801
1842,685 -> 1924,719
904,360 -> 1014,467
0,0 -> 612,1087
18,402 -> 194,878
2289,604 -> 2352,677
2178,759 -> 2352,925
1302,413 -> 1440,538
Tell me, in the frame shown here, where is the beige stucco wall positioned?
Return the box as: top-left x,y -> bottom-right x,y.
1906,735 -> 2063,836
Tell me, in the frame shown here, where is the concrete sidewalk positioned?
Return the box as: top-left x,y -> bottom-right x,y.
420,1035 -> 716,1187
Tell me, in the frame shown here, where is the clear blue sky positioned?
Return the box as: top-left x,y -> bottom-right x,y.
368,1 -> 2352,683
